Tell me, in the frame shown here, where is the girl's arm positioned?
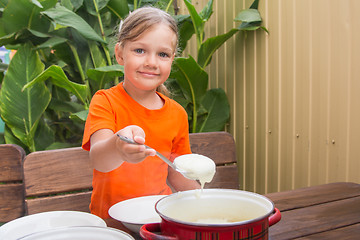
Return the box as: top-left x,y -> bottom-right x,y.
89,126 -> 155,172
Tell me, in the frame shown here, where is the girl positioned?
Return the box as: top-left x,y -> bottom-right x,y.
82,7 -> 200,219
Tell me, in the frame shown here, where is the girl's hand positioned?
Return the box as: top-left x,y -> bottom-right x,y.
115,125 -> 156,163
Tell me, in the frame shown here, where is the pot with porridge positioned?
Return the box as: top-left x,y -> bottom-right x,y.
140,189 -> 281,240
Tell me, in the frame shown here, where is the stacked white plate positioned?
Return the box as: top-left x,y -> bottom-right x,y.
0,211 -> 133,240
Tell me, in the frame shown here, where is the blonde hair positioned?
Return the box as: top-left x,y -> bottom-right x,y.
117,7 -> 178,97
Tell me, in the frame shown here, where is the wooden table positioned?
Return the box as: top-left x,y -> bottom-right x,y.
265,182 -> 360,240
107,182 -> 360,239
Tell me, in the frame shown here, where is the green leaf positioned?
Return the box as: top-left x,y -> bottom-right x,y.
23,65 -> 88,104
42,4 -> 106,43
198,28 -> 238,68
84,0 -> 109,16
0,43 -> 51,151
198,88 -> 230,132
35,36 -> 68,49
234,9 -> 261,23
199,0 -> 213,21
184,0 -> 205,47
49,98 -> 85,113
170,56 -> 208,104
60,0 -> 84,11
175,15 -> 195,54
70,109 -> 89,122
87,64 -> 124,89
107,0 -> 129,19
33,118 -> 55,150
1,0 -> 56,34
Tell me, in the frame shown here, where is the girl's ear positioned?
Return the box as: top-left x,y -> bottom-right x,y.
115,43 -> 124,65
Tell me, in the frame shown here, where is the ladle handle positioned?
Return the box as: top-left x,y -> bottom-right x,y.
116,134 -> 177,170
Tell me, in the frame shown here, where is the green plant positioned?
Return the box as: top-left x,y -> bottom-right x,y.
170,0 -> 266,133
0,0 -> 265,152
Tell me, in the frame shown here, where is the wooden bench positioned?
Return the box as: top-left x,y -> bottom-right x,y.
0,144 -> 26,224
23,131 -> 238,215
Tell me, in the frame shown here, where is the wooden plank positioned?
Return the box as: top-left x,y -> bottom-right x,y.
26,191 -> 92,215
0,144 -> 25,182
205,165 -> 239,189
24,147 -> 93,196
265,182 -> 360,211
269,196 -> 360,240
190,132 -> 237,165
0,184 -> 24,222
295,223 -> 360,240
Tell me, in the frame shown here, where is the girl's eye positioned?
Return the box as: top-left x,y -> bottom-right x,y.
159,52 -> 170,58
134,49 -> 144,54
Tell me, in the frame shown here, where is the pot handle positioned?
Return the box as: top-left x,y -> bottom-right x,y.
140,223 -> 178,240
269,208 -> 281,226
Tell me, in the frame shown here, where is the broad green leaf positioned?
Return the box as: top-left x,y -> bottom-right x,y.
48,98 -> 85,113
23,65 -> 88,104
184,0 -> 205,46
61,0 -> 84,11
88,41 -> 107,68
170,56 -> 208,104
3,125 -> 29,152
42,4 -> 106,43
198,88 -> 230,132
33,118 -> 55,150
175,15 -> 195,54
87,64 -> 124,89
249,0 -> 260,9
0,43 -> 51,151
234,9 -> 261,23
199,0 -> 213,21
0,31 -> 16,45
198,28 -> 238,68
238,21 -> 262,31
84,0 -> 110,16
70,109 -> 89,122
35,36 -> 68,49
107,0 -> 129,19
1,0 -> 56,34
45,141 -> 75,150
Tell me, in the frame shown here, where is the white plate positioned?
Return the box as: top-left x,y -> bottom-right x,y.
0,211 -> 106,240
18,226 -> 134,240
108,195 -> 166,233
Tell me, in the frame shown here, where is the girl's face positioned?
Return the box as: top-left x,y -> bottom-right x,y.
116,23 -> 176,93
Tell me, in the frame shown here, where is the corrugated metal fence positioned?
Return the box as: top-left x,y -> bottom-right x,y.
179,0 -> 360,194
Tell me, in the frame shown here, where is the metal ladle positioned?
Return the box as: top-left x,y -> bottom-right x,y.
116,134 -> 191,179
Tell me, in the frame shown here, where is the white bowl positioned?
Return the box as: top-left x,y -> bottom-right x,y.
108,195 -> 166,233
18,226 -> 134,240
0,211 -> 106,240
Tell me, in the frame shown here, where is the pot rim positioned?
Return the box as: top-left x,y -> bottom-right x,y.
155,189 -> 275,227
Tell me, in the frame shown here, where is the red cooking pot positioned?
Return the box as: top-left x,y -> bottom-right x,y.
140,189 -> 281,240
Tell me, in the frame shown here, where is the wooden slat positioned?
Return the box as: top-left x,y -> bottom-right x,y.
23,147 -> 92,196
0,184 -> 24,222
0,144 -> 25,222
265,182 -> 360,211
296,223 -> 360,240
190,132 -> 237,165
26,191 -> 92,215
269,196 -> 360,240
0,144 -> 25,181
205,165 -> 239,189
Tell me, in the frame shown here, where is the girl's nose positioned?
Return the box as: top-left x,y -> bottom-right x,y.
144,54 -> 157,68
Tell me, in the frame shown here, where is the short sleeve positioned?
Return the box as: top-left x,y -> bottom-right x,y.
82,91 -> 116,151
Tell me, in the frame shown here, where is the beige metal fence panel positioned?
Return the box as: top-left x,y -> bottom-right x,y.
178,0 -> 360,194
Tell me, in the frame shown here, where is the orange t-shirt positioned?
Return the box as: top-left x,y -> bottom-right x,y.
82,82 -> 191,218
